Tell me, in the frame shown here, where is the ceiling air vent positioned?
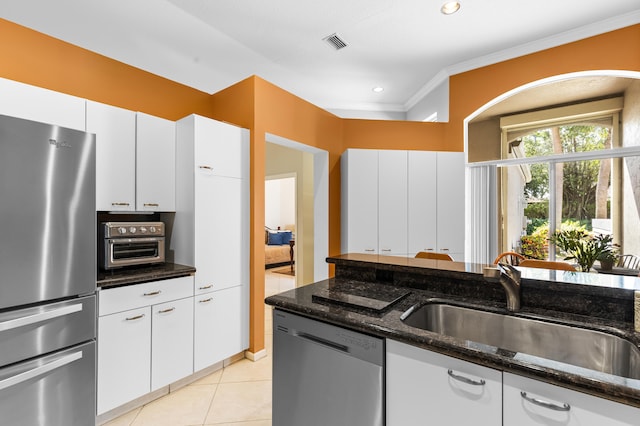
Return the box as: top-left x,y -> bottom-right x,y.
323,33 -> 348,50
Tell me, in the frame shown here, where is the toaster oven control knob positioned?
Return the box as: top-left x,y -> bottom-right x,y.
140,226 -> 147,233
118,227 -> 127,235
150,226 -> 157,233
129,227 -> 137,234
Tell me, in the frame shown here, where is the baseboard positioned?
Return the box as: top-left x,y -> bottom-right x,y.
245,348 -> 268,361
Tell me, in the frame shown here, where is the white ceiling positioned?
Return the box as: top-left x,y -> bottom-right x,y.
1,1 -> 639,119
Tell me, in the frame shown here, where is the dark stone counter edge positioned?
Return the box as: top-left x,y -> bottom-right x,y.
97,262 -> 196,289
265,284 -> 640,409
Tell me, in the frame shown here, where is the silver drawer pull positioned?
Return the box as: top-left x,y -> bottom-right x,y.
143,290 -> 161,296
111,202 -> 130,206
0,304 -> 82,332
125,314 -> 145,321
381,249 -> 391,252
199,285 -> 213,290
199,165 -> 213,170
440,248 -> 450,251
364,249 -> 375,252
520,391 -> 570,412
447,369 -> 486,386
158,307 -> 175,314
199,298 -> 213,303
0,351 -> 83,391
143,203 -> 159,207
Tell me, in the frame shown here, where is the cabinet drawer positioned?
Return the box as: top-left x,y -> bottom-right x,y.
99,276 -> 194,316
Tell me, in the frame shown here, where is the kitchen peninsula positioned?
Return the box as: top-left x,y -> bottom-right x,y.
266,254 -> 640,425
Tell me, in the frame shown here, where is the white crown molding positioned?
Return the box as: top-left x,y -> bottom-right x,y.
404,10 -> 640,113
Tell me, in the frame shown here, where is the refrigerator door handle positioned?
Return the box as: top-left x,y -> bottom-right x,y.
0,350 -> 83,391
0,303 -> 83,332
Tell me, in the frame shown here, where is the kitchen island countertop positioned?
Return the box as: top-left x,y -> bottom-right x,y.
265,254 -> 640,408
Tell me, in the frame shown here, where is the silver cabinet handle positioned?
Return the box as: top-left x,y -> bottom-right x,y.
199,298 -> 213,303
111,202 -> 130,206
440,248 -> 450,251
447,369 -> 486,386
199,165 -> 213,170
125,314 -> 145,321
199,285 -> 213,290
364,249 -> 375,252
143,203 -> 159,207
0,350 -> 83,391
381,249 -> 391,252
158,307 -> 175,314
520,391 -> 570,411
0,304 -> 82,332
143,290 -> 161,296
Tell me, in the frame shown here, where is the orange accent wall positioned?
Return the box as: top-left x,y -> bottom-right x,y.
0,16 -> 638,355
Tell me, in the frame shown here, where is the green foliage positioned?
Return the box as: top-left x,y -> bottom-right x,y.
520,223 -> 549,260
549,228 -> 617,272
524,202 -> 548,221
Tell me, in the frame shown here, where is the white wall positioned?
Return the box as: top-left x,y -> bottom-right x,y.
265,177 -> 296,230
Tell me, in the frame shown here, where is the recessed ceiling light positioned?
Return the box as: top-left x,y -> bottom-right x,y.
372,86 -> 384,93
441,1 -> 461,15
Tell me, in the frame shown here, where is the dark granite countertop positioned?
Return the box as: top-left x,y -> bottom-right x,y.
97,262 -> 196,289
265,254 -> 640,408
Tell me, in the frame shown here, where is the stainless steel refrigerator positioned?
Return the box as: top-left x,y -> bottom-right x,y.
0,114 -> 97,425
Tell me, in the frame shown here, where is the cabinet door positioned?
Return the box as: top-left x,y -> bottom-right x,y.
194,286 -> 246,371
87,101 -> 136,211
341,149 -> 379,254
386,339 -> 502,426
504,373 -> 640,426
194,115 -> 245,179
97,307 -> 151,414
194,175 -> 243,291
136,112 -> 176,211
151,297 -> 194,391
0,77 -> 85,131
407,151 -> 438,256
436,152 -> 465,259
378,150 -> 407,255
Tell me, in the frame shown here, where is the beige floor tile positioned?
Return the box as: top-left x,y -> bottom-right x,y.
208,421 -> 271,426
220,355 -> 272,383
189,368 -> 223,386
102,407 -> 141,426
131,384 -> 217,426
204,380 -> 272,424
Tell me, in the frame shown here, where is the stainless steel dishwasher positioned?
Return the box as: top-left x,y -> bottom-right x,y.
273,309 -> 384,426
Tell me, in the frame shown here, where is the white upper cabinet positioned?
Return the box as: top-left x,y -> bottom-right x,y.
0,77 -> 85,131
378,150 -> 408,255
342,148 -> 465,259
407,151 -> 437,255
87,101 -> 136,211
341,149 -> 379,254
136,112 -> 176,212
436,152 -> 465,258
193,115 -> 247,179
88,101 -> 176,212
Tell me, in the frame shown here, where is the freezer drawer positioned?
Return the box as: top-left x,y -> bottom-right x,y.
0,295 -> 96,369
0,340 -> 96,426
273,309 -> 384,426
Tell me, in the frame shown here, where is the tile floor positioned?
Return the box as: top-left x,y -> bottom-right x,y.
104,269 -> 295,426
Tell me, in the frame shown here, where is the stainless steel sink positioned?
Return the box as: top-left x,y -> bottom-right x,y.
401,302 -> 640,379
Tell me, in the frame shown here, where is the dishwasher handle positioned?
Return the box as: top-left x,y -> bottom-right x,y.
294,331 -> 350,353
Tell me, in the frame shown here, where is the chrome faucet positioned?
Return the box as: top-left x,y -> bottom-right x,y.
484,263 -> 522,312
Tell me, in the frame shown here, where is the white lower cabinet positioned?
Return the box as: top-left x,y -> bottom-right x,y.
504,373 -> 640,426
387,339 -> 640,426
97,276 -> 194,415
386,339 -> 502,425
151,297 -> 194,391
97,307 -> 151,415
194,285 -> 244,372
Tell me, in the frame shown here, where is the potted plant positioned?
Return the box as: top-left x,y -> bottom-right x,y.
550,230 -> 617,272
596,234 -> 619,271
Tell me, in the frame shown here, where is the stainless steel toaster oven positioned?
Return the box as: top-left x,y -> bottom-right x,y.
100,221 -> 165,269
